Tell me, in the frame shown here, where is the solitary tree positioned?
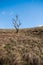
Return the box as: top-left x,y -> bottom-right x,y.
13,15 -> 21,33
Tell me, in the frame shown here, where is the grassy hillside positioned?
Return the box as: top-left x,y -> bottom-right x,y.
0,27 -> 43,65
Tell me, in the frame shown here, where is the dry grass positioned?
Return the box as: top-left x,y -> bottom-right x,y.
0,26 -> 43,65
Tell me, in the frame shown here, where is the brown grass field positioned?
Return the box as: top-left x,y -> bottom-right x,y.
0,26 -> 43,65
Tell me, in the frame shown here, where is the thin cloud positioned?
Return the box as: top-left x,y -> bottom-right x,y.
1,11 -> 6,15
38,25 -> 43,27
9,11 -> 14,15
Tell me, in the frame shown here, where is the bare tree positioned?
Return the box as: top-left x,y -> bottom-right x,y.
13,15 -> 21,33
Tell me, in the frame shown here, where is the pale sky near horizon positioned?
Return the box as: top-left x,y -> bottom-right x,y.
0,0 -> 43,29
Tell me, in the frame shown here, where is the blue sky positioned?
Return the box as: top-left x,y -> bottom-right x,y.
0,0 -> 43,29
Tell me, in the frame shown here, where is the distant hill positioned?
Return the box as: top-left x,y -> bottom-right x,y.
0,26 -> 43,65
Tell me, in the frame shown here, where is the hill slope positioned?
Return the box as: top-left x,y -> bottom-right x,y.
0,27 -> 43,65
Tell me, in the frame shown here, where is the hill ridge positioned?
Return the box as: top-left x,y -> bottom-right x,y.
0,26 -> 43,65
